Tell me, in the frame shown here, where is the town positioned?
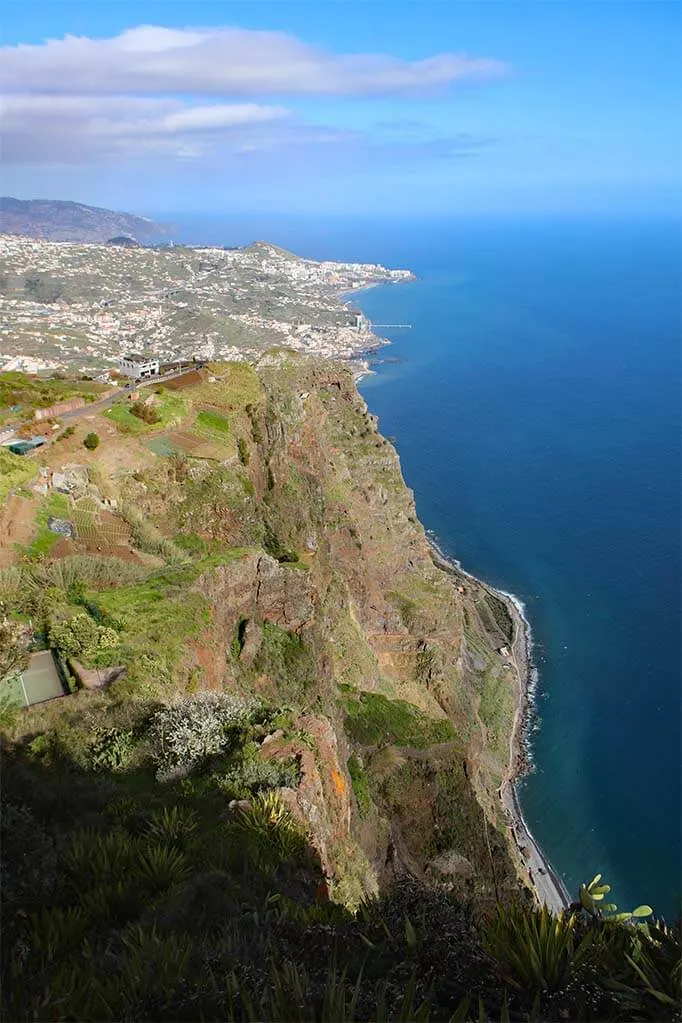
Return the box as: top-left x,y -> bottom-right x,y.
0,234 -> 413,376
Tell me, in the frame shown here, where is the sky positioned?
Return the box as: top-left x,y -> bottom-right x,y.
1,0 -> 680,218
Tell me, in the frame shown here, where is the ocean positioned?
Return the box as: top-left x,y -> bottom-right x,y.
176,215 -> 681,919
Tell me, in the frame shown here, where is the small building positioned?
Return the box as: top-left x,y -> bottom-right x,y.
118,354 -> 159,380
8,436 -> 46,456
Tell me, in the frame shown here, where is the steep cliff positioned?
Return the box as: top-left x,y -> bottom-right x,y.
3,356 -> 672,1023
94,353 -> 522,900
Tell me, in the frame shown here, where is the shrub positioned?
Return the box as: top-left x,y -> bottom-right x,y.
0,617 -> 29,682
347,754 -> 371,818
237,436 -> 250,466
88,727 -> 136,772
252,623 -> 315,701
130,401 -> 161,425
149,692 -> 253,779
49,611 -> 120,662
0,692 -> 22,731
233,791 -> 308,866
56,425 -> 75,441
83,432 -> 100,451
144,806 -> 197,846
343,691 -> 457,748
216,756 -> 300,799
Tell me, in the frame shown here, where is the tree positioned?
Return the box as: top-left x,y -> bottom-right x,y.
23,272 -> 62,304
83,432 -> 100,451
0,617 -> 29,682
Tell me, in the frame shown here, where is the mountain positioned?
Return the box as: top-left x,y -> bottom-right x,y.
0,197 -> 173,244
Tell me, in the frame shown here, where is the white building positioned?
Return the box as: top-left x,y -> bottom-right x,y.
118,354 -> 159,380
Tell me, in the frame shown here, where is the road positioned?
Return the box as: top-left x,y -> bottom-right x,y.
58,365 -> 203,423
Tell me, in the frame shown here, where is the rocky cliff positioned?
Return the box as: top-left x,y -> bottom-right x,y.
2,353 -> 527,908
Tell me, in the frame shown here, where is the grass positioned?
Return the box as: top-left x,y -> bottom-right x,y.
195,410 -> 230,439
343,690 -> 457,748
478,668 -> 515,761
192,362 -> 263,409
0,371 -> 106,419
0,449 -> 38,505
105,391 -> 187,435
25,493 -> 71,559
347,754 -> 372,818
251,622 -> 316,702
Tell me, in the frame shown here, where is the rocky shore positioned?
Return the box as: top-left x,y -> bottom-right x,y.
427,540 -> 569,912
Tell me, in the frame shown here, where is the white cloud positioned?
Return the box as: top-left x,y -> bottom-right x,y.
0,94 -> 291,163
0,24 -> 507,97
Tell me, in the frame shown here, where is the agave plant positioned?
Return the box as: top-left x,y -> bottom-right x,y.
622,918 -> 682,1015
485,901 -> 595,996
144,805 -> 197,846
28,905 -> 89,965
134,844 -> 190,894
235,791 -> 308,867
62,827 -> 140,888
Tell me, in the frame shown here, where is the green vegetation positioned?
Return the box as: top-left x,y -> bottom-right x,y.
105,391 -> 186,434
130,400 -> 160,425
237,435 -> 250,465
343,690 -> 457,748
195,409 -> 231,438
0,448 -> 38,503
195,361 -> 263,409
83,431 -> 99,450
478,668 -> 515,761
25,493 -> 70,560
0,371 -> 105,423
252,623 -> 316,702
347,753 -> 372,818
1,360 -> 677,1022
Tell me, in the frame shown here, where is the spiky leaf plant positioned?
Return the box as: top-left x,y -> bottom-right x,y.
485,901 -> 595,997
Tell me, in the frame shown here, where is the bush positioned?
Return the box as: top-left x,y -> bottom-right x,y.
237,436 -> 250,466
216,756 -> 300,799
347,754 -> 371,818
83,432 -> 100,451
0,692 -> 22,732
149,692 -> 254,780
49,611 -> 120,663
130,401 -> 161,425
56,426 -> 75,441
88,727 -> 136,772
343,691 -> 457,748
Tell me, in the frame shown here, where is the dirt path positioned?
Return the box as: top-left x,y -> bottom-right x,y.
0,494 -> 36,566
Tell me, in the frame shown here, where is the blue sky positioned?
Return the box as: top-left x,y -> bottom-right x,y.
2,0 -> 680,217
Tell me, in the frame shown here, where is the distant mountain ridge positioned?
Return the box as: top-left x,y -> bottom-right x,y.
0,197 -> 173,244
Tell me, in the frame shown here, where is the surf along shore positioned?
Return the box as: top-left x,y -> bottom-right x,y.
428,539 -> 570,913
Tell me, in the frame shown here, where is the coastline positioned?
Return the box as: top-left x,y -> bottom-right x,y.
426,536 -> 570,913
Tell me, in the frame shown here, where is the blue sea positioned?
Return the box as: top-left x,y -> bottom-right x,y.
176,215 -> 681,919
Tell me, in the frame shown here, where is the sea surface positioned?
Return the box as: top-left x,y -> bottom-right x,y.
176,215 -> 681,919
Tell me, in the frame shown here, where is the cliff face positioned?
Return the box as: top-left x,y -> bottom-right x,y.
3,353 -> 524,908
133,353 -> 523,902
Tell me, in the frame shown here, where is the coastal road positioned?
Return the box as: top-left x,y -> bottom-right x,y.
502,596 -> 571,913
428,544 -> 570,913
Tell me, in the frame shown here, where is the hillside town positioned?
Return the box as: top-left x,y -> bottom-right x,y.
0,234 -> 413,375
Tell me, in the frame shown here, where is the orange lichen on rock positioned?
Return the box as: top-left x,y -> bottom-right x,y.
331,767 -> 346,796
